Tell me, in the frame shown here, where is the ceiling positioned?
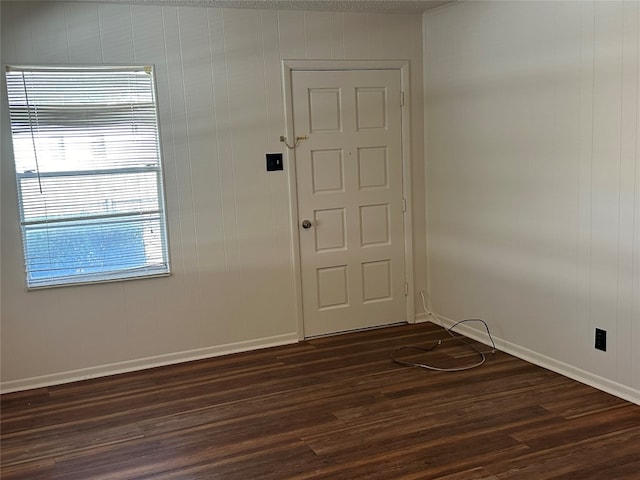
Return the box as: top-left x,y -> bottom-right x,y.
67,0 -> 455,14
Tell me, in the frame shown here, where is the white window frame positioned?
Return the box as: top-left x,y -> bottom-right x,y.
5,65 -> 171,289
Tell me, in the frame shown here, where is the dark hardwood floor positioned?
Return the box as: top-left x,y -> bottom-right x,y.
2,322 -> 640,479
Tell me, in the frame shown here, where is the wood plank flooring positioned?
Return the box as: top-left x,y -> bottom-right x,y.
2,323 -> 640,479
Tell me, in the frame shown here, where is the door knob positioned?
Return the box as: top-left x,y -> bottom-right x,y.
301,219 -> 312,229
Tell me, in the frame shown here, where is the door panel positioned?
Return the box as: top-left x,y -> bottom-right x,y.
292,69 -> 405,337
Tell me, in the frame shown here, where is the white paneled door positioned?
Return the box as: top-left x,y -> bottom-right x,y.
292,69 -> 406,337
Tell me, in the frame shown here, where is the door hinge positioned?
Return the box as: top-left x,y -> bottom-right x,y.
400,91 -> 405,106
402,197 -> 407,212
404,282 -> 409,296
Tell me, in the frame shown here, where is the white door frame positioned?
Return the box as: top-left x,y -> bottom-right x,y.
282,59 -> 415,340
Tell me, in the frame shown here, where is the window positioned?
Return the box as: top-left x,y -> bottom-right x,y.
5,65 -> 170,288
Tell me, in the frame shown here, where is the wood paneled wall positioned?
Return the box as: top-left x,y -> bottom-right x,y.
424,1 -> 640,403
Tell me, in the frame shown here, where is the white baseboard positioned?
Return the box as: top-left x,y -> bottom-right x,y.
413,312 -> 429,323
6,320 -> 638,406
429,314 -> 640,406
0,333 -> 299,394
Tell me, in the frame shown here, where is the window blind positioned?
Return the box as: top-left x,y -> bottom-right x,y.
5,65 -> 170,288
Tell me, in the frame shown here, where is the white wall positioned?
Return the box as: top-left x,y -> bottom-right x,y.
0,1 -> 426,390
424,1 -> 640,403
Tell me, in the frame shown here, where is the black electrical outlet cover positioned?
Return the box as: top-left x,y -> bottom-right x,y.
266,153 -> 283,171
595,328 -> 607,352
